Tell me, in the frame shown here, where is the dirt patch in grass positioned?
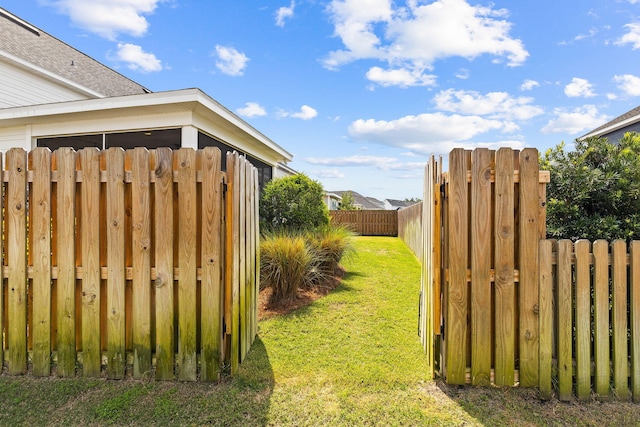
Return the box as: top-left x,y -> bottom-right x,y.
258,267 -> 345,320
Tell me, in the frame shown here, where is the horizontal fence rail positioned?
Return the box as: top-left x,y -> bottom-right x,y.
1,147 -> 259,381
539,239 -> 640,402
330,210 -> 398,236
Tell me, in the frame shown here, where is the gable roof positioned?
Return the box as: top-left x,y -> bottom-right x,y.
329,190 -> 385,210
581,105 -> 640,140
0,7 -> 149,98
385,199 -> 414,209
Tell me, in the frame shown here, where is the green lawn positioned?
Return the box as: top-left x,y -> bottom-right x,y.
0,236 -> 638,426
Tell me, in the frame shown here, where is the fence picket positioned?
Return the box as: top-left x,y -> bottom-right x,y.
494,148 -> 515,386
470,148 -> 491,386
7,148 -> 27,375
592,240 -> 610,398
630,241 -> 640,403
30,148 -> 51,377
80,148 -> 102,377
574,240 -> 591,400
176,148 -> 197,381
130,148 -> 152,379
55,148 -> 77,377
518,148 -> 540,387
557,239 -> 573,401
538,240 -> 553,399
200,147 -> 222,381
446,148 -> 469,384
612,240 -> 629,400
239,158 -> 247,362
152,148 -> 175,380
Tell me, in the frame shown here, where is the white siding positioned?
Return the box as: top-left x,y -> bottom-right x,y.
0,126 -> 27,152
0,60 -> 89,108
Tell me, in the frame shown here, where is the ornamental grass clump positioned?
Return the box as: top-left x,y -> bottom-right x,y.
307,224 -> 354,277
260,232 -> 312,303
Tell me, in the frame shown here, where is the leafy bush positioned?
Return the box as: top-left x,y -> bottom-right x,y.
541,133 -> 640,241
260,174 -> 330,232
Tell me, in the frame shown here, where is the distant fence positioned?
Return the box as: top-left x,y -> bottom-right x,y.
398,202 -> 423,259
539,239 -> 640,401
1,146 -> 258,381
330,210 -> 398,236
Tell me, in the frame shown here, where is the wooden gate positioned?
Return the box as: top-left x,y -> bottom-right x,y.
418,147 -> 549,386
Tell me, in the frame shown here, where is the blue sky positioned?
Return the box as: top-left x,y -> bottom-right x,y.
5,0 -> 640,200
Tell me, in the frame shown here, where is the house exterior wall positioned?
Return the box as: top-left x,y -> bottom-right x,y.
0,60 -> 89,108
600,123 -> 640,142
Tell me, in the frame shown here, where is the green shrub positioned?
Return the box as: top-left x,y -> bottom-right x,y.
541,133 -> 640,240
260,174 -> 329,232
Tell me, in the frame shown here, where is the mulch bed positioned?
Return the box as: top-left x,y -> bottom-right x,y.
258,267 -> 345,320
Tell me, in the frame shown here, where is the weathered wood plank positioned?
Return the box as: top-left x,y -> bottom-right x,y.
630,241 -> 640,403
176,148 -> 197,381
446,148 -> 468,384
593,240 -> 610,398
80,148 -> 101,377
153,148 -> 174,380
7,148 -> 27,375
494,148 -> 515,386
200,147 -> 222,381
106,148 -> 126,379
518,148 -> 540,387
611,240 -> 629,400
574,240 -> 591,400
130,148 -> 152,379
30,148 -> 52,377
470,148 -> 491,386
238,158 -> 247,362
557,240 -> 573,401
538,240 -> 553,400
55,148 -> 77,377
228,152 -> 241,374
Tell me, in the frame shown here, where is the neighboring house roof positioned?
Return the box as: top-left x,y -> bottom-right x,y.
385,199 -> 414,209
329,191 -> 385,210
581,105 -> 640,140
0,7 -> 149,99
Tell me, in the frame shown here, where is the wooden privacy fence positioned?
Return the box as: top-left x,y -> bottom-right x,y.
398,202 -> 423,260
539,239 -> 640,402
0,146 -> 258,381
329,210 -> 398,236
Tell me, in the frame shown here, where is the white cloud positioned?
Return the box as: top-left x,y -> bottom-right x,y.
455,68 -> 470,80
312,169 -> 346,179
278,105 -> 318,120
564,77 -> 595,98
541,105 -> 609,134
45,0 -> 165,40
236,102 -> 267,118
214,45 -> 249,76
275,1 -> 295,27
520,79 -> 539,91
614,74 -> 640,96
347,112 -> 515,155
433,89 -> 543,121
365,66 -> 436,87
324,0 -> 528,88
113,43 -> 162,72
616,23 -> 640,49
305,155 -> 424,171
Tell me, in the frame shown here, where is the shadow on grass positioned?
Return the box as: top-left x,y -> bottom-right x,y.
436,379 -> 640,426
